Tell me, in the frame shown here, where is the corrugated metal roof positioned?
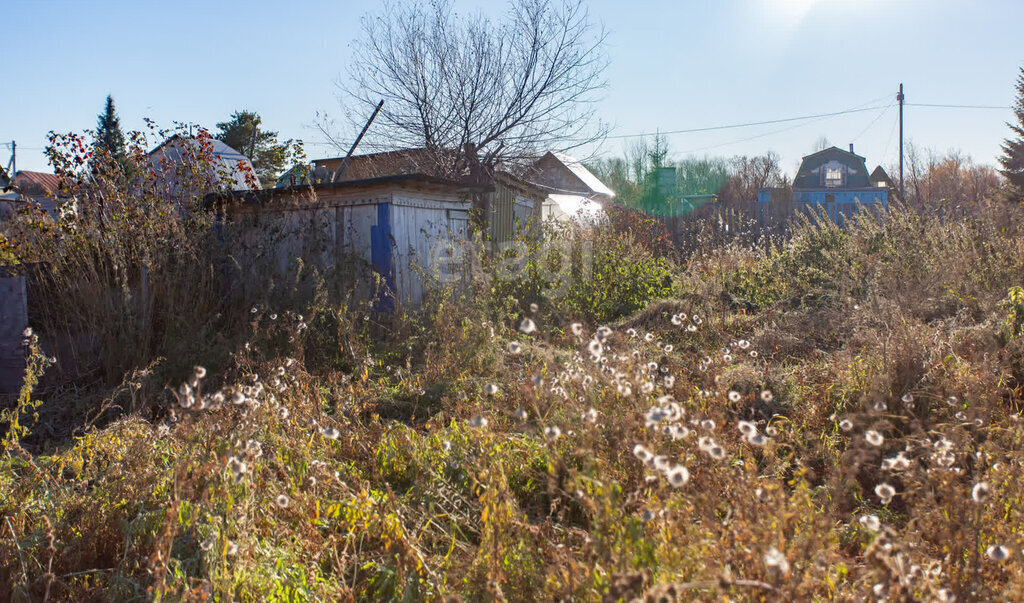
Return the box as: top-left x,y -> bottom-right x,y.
13,171 -> 62,195
548,152 -> 615,197
149,136 -> 261,191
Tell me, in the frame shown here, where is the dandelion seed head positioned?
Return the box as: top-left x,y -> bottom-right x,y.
645,333 -> 655,342
570,322 -> 584,337
839,419 -> 853,432
671,314 -> 683,326
670,425 -> 690,440
764,425 -> 779,437
701,419 -> 716,431
544,425 -> 562,441
470,414 -> 489,428
738,420 -> 757,437
320,427 -> 340,440
226,541 -> 238,556
859,514 -> 881,531
760,390 -> 774,402
529,302 -> 539,313
633,444 -> 653,463
276,494 -> 290,508
865,430 -> 885,447
194,365 -> 207,379
507,341 -> 522,354
972,481 -> 991,504
987,545 -> 1010,561
667,465 -> 689,487
764,547 -> 790,574
484,383 -> 499,396
228,456 -> 247,478
875,482 -> 896,505
587,339 -> 603,357
514,407 -> 529,421
519,318 -> 536,334
873,400 -> 887,412
746,433 -> 768,446
728,390 -> 742,402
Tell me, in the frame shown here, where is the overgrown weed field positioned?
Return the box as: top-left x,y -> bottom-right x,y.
3,193 -> 1024,601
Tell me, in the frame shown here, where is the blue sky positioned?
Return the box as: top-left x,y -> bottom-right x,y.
3,0 -> 1022,177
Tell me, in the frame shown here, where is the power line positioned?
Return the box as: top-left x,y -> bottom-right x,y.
852,102 -> 895,144
906,102 -> 1010,110
604,104 -> 890,140
677,111 -> 840,155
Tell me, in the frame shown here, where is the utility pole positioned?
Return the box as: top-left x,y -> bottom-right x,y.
248,116 -> 260,161
10,140 -> 15,175
897,83 -> 904,201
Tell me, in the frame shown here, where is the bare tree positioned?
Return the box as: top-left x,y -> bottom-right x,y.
888,142 -> 1002,209
719,152 -> 784,208
336,0 -> 608,178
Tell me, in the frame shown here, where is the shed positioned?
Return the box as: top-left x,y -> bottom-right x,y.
280,148 -> 545,251
215,173 -> 485,309
528,151 -> 613,224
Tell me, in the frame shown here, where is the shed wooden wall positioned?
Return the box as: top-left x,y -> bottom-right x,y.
228,186 -> 472,308
486,181 -> 541,251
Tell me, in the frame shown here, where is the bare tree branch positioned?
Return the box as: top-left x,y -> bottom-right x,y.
337,0 -> 608,177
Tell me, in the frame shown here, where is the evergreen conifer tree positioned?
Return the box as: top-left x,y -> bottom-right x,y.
999,67 -> 1024,198
93,95 -> 133,178
215,111 -> 291,188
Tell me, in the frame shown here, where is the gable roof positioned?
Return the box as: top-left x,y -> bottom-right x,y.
149,135 -> 260,191
870,165 -> 893,185
12,171 -> 62,196
537,152 -> 615,197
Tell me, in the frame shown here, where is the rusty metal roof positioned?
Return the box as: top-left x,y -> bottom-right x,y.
13,171 -> 62,195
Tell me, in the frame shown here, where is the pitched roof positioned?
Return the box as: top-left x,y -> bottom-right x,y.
149,135 -> 260,190
543,152 -> 615,197
12,171 -> 62,196
794,146 -> 871,189
870,165 -> 893,185
312,148 -> 452,181
800,145 -> 865,162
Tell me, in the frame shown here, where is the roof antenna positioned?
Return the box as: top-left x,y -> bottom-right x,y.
333,100 -> 384,183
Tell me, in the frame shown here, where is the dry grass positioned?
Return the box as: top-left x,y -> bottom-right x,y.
3,138 -> 1024,600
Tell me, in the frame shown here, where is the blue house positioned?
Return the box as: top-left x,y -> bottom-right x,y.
759,145 -> 889,225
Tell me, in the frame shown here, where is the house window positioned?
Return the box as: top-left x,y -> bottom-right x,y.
825,167 -> 843,188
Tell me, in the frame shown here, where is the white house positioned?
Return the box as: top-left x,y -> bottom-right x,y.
529,151 -> 614,223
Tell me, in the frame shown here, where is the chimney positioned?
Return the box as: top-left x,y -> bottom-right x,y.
849,143 -> 854,153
